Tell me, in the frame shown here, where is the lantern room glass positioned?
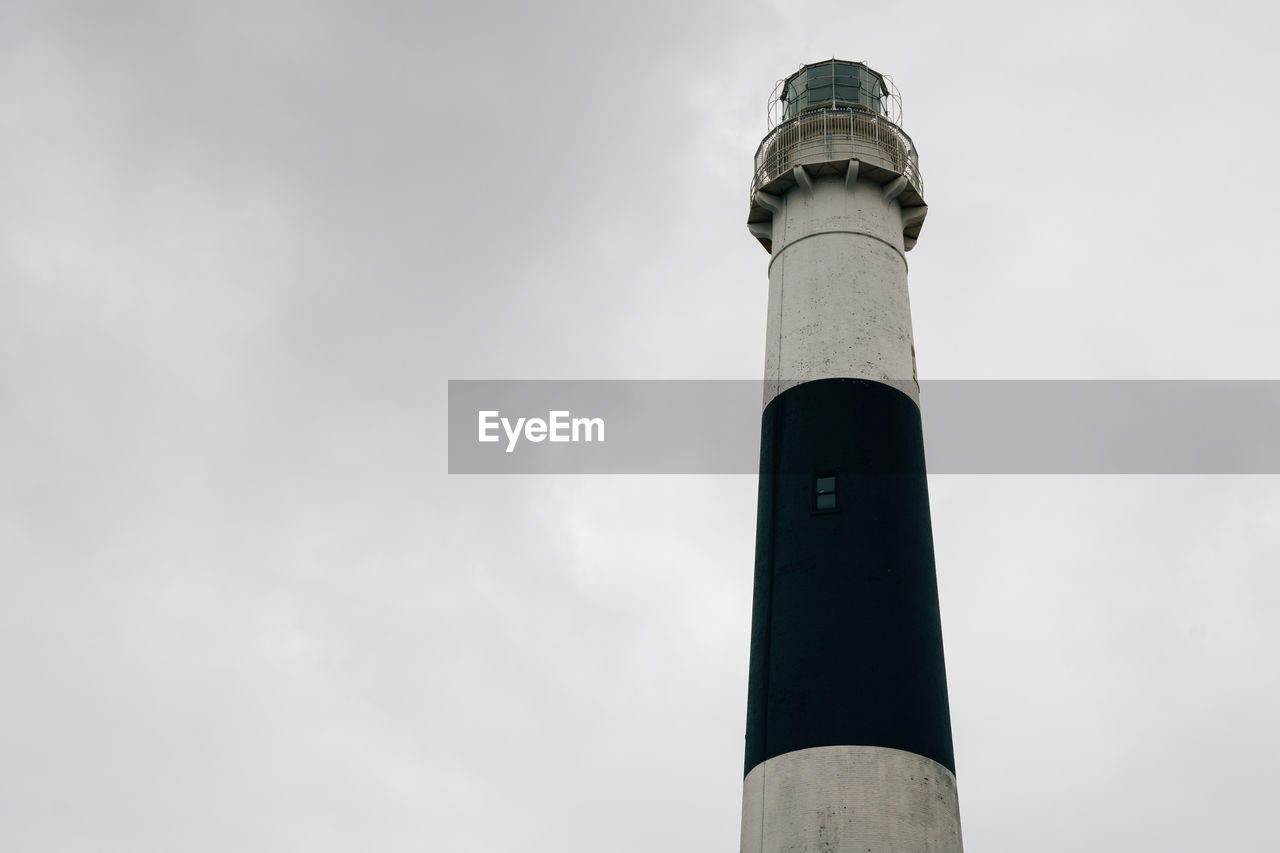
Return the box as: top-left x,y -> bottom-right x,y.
781,61 -> 890,120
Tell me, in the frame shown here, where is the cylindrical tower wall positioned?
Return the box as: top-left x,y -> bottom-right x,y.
741,377 -> 962,853
742,65 -> 961,853
762,174 -> 918,407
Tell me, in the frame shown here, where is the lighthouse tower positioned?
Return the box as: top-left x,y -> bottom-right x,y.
741,60 -> 962,852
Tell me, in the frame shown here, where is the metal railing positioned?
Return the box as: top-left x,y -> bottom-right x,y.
751,107 -> 923,199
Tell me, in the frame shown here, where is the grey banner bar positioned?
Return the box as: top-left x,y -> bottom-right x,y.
447,380 -> 1280,474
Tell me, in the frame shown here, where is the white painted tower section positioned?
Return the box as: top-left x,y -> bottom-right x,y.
758,168 -> 920,408
741,747 -> 962,853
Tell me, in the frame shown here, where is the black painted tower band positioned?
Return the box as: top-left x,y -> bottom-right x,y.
745,378 -> 955,777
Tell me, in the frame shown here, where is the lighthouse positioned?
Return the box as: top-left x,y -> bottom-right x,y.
741,60 -> 963,851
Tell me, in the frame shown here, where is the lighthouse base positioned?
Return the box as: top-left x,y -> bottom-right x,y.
740,745 -> 963,853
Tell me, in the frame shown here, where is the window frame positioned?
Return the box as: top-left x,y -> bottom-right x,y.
813,472 -> 840,514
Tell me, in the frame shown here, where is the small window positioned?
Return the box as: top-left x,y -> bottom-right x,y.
814,474 -> 838,511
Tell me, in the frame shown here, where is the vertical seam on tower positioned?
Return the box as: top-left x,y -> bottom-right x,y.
758,397 -> 781,853
773,192 -> 784,395
775,252 -> 784,392
758,759 -> 767,853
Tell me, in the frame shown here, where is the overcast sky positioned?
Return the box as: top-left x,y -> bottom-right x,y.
3,1 -> 1280,850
